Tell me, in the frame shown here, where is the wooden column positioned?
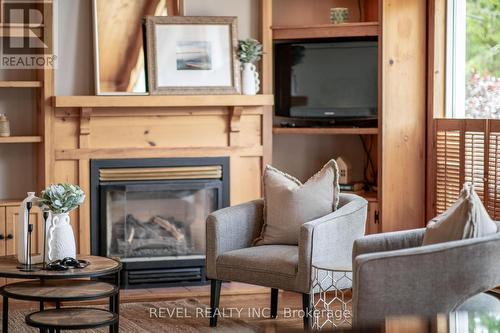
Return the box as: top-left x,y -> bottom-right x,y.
260,0 -> 274,169
380,0 -> 427,231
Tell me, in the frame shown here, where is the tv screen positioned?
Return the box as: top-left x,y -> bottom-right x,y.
275,41 -> 378,120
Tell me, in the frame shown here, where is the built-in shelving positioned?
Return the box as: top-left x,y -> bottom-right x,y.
54,95 -> 274,108
273,127 -> 378,135
0,81 -> 42,88
272,22 -> 379,40
0,136 -> 43,144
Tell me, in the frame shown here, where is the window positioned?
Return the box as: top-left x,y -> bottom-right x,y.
446,0 -> 499,118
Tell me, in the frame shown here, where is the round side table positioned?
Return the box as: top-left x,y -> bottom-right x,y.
0,255 -> 121,333
310,260 -> 353,330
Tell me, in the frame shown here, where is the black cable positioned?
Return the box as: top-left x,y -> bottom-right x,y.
359,135 -> 377,187
358,0 -> 363,21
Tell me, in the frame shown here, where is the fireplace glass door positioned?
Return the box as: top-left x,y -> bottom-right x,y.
101,182 -> 220,261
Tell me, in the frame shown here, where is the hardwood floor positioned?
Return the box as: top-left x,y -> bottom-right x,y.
4,282 -> 314,331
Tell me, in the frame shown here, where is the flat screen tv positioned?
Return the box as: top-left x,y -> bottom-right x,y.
275,40 -> 378,122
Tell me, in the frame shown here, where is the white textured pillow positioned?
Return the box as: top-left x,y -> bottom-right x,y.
254,160 -> 340,246
423,183 -> 498,245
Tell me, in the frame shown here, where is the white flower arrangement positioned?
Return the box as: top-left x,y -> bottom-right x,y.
39,183 -> 85,214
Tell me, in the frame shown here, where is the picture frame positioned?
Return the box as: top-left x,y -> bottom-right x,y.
144,16 -> 241,95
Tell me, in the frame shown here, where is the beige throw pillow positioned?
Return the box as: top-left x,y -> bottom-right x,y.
423,183 -> 498,245
254,160 -> 340,246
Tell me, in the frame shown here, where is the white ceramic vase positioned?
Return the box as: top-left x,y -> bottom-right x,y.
242,63 -> 260,95
47,212 -> 76,261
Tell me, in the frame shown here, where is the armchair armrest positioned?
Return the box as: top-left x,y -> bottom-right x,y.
206,199 -> 264,279
352,234 -> 500,327
352,228 -> 425,259
297,193 -> 368,292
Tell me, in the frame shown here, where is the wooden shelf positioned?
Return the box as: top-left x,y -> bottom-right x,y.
0,136 -> 42,144
272,22 -> 379,40
273,127 -> 378,135
0,199 -> 22,207
54,95 -> 274,108
0,81 -> 42,88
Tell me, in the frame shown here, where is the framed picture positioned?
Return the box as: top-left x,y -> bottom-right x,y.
144,16 -> 241,95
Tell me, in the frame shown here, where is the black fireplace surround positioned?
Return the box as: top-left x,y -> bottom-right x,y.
90,157 -> 229,288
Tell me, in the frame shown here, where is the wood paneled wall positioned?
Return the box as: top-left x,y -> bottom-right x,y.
52,106 -> 267,255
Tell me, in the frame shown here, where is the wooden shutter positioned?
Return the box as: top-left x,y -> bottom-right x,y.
433,119 -> 500,218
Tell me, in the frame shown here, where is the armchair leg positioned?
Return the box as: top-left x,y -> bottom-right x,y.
270,288 -> 279,319
209,280 -> 222,327
302,293 -> 311,330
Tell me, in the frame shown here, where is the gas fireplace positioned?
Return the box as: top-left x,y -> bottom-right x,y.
90,158 -> 229,288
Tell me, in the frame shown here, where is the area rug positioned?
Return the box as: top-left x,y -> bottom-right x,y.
6,298 -> 262,332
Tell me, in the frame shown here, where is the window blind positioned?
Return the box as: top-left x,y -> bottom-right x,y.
434,119 -> 500,219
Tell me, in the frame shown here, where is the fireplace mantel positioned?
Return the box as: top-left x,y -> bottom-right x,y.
51,94 -> 273,255
54,94 -> 274,108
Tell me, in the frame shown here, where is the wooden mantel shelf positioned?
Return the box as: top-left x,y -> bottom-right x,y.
54,95 -> 274,108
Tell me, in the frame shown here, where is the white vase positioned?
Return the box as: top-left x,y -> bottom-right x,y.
47,212 -> 76,261
241,63 -> 260,95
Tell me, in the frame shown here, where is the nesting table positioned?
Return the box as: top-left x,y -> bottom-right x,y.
0,255 -> 121,332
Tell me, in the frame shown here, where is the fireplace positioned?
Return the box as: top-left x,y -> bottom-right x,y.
90,158 -> 229,288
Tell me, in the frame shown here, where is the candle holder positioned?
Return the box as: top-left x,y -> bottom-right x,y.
18,202 -> 39,272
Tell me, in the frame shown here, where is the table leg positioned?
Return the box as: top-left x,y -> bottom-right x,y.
112,270 -> 121,333
3,295 -> 8,333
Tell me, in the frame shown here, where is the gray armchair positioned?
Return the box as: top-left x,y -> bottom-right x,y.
206,193 -> 368,328
352,224 -> 500,327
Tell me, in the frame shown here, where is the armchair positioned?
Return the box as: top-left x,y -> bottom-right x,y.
206,193 -> 368,328
352,224 -> 500,327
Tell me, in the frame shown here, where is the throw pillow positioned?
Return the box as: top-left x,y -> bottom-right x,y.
254,159 -> 340,246
423,183 -> 498,245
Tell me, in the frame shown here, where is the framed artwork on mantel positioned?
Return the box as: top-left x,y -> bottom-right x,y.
144,16 -> 241,95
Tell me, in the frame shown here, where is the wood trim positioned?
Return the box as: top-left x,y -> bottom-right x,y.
54,95 -> 274,108
426,0 -> 447,219
0,81 -> 42,88
229,106 -> 244,147
272,22 -> 379,40
55,146 -> 264,161
260,0 -> 273,94
54,108 -> 264,118
273,127 -> 378,135
0,136 -> 42,144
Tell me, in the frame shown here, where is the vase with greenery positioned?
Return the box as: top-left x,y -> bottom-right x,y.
238,38 -> 263,95
39,184 -> 85,261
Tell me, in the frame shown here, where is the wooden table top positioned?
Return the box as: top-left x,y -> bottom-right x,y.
26,308 -> 117,330
0,255 -> 121,279
1,279 -> 118,301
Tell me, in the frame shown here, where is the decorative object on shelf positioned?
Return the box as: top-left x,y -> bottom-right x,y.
238,38 -> 263,95
330,7 -> 349,24
19,203 -> 39,272
42,211 -> 49,269
17,192 -> 39,265
144,16 -> 240,95
336,156 -> 352,184
39,184 -> 85,262
0,113 -> 10,137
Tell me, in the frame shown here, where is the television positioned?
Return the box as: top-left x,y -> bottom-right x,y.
275,40 -> 378,124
